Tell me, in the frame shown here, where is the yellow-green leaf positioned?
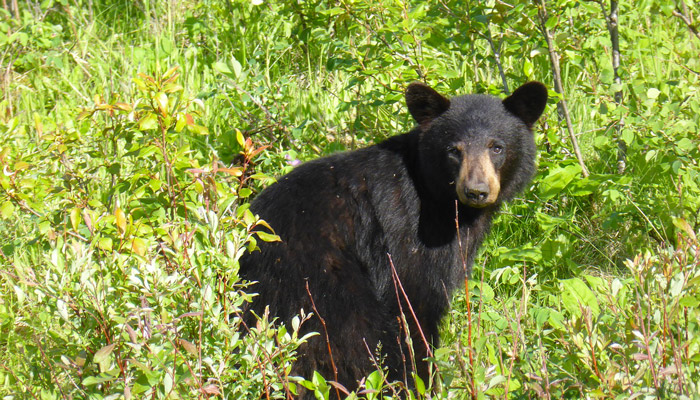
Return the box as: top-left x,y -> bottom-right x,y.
178,339 -> 197,355
188,124 -> 209,135
75,350 -> 87,367
219,167 -> 244,177
70,208 -> 81,231
131,238 -> 147,256
113,102 -> 132,112
236,129 -> 245,147
1,201 -> 15,219
163,83 -> 184,93
163,65 -> 179,80
156,92 -> 168,116
33,113 -> 43,136
93,344 -> 116,364
256,231 -> 280,242
77,109 -> 94,120
673,217 -> 697,241
97,237 -> 113,251
175,114 -> 187,132
115,207 -> 126,236
138,113 -> 158,131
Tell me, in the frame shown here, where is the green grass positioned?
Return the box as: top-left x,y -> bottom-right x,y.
1,0 -> 699,398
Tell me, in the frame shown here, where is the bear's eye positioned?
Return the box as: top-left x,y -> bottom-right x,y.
447,146 -> 461,157
491,144 -> 504,154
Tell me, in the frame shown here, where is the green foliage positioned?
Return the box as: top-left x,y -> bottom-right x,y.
1,0 -> 699,398
444,234 -> 700,398
0,65 -> 303,397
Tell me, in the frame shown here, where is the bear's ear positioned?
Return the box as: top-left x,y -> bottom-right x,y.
502,81 -> 548,128
405,82 -> 451,127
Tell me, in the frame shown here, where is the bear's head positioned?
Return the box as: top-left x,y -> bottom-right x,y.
406,81 -> 547,208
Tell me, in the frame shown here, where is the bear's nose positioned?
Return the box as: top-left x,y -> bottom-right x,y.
465,183 -> 490,203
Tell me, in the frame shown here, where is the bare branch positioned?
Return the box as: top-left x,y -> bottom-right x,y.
536,0 -> 590,177
673,1 -> 700,42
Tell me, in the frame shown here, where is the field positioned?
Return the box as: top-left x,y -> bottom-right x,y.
1,1 -> 699,398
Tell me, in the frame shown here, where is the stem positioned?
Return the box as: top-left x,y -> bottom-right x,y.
454,201 -> 476,398
486,25 -> 510,94
673,1 -> 700,42
599,0 -> 627,174
305,281 -> 341,399
536,0 -> 590,177
388,255 -> 434,361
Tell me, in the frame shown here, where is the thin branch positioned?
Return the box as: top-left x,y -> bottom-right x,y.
438,1 -> 510,94
536,0 -> 590,177
673,1 -> 700,42
454,201 -> 477,399
305,281 -> 341,400
597,0 -> 627,174
387,254 -> 435,361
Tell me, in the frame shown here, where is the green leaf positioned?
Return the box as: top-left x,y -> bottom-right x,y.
545,16 -> 557,29
568,176 -> 601,197
213,61 -> 232,76
646,87 -> 661,99
539,164 -> 582,201
1,200 -> 15,219
156,92 -> 168,116
231,57 -> 242,78
97,237 -> 113,251
138,113 -> 158,131
70,207 -> 81,231
621,128 -> 635,145
83,373 -> 116,386
236,129 -> 245,147
94,344 -> 116,364
548,310 -> 565,330
311,371 -> 328,393
522,59 -> 534,78
160,37 -> 173,55
366,370 -> 382,390
175,113 -> 187,132
533,307 -> 550,329
645,149 -> 657,162
413,373 -> 425,395
676,138 -> 696,151
188,124 -> 209,135
680,296 -> 700,307
560,277 -> 600,317
256,231 -> 280,242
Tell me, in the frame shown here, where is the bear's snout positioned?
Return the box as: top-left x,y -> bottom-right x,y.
464,181 -> 491,205
455,150 -> 501,207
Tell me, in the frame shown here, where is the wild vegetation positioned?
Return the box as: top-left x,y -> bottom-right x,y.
0,0 -> 698,398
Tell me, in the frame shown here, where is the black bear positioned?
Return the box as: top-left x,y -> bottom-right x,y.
239,81 -> 547,397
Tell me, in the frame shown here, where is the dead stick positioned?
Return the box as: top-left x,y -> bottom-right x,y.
388,255 -> 434,362
305,281 -> 341,399
536,0 -> 590,177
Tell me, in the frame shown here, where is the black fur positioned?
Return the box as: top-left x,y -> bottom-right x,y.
238,82 -> 547,398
